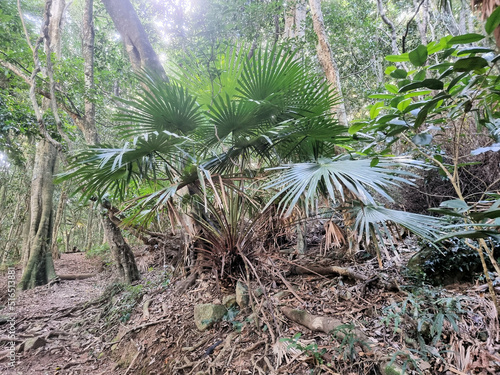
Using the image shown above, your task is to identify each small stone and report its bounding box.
[235,281,249,308]
[222,294,237,308]
[194,304,227,331]
[381,362,404,375]
[24,336,46,352]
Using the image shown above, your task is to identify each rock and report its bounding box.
[381,362,404,375]
[235,281,249,308]
[222,294,237,308]
[24,336,46,352]
[194,304,227,331]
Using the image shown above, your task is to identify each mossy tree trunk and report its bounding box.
[19,139,58,290]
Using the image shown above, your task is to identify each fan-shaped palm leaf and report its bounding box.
[115,71,204,138]
[59,131,193,201]
[265,157,425,216]
[353,204,446,246]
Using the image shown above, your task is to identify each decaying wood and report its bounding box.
[281,306,372,351]
[287,264,368,281]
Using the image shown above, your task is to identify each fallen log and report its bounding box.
[58,274,95,280]
[287,264,368,281]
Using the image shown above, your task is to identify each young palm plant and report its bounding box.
[62,45,444,280]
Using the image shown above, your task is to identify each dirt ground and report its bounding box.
[0,243,499,375]
[0,252,117,375]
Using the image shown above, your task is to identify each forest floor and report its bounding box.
[0,239,499,375]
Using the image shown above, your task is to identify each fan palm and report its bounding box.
[62,45,444,268]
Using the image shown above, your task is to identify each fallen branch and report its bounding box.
[287,264,368,281]
[280,306,372,351]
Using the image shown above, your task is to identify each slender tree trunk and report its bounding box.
[309,0,348,126]
[19,140,58,289]
[443,1,461,36]
[377,0,399,56]
[85,201,94,252]
[51,185,67,260]
[284,0,306,41]
[413,0,428,45]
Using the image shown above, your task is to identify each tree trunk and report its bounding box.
[413,0,428,45]
[85,201,94,252]
[19,0,65,289]
[284,0,306,41]
[19,140,58,290]
[376,0,400,56]
[51,186,67,260]
[83,0,97,144]
[84,0,139,282]
[103,215,139,283]
[101,0,166,78]
[309,0,348,127]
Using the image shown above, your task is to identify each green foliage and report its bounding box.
[86,243,111,264]
[222,306,243,332]
[409,238,500,285]
[382,288,465,363]
[118,284,144,323]
[353,35,500,157]
[331,323,369,362]
[281,333,326,366]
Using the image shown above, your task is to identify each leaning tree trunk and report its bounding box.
[103,215,139,283]
[83,0,139,282]
[101,0,166,78]
[19,140,58,290]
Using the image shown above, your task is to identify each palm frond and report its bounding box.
[59,132,193,201]
[115,71,204,138]
[353,205,446,246]
[265,157,425,216]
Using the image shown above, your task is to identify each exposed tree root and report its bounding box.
[280,306,372,351]
[58,273,95,280]
[287,264,368,281]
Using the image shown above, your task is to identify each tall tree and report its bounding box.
[19,0,67,289]
[309,0,348,126]
[101,0,166,78]
[83,0,139,283]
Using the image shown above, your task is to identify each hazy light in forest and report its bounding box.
[0,152,10,170]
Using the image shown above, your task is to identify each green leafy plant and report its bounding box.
[281,333,326,366]
[382,288,465,366]
[352,21,500,314]
[331,323,369,362]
